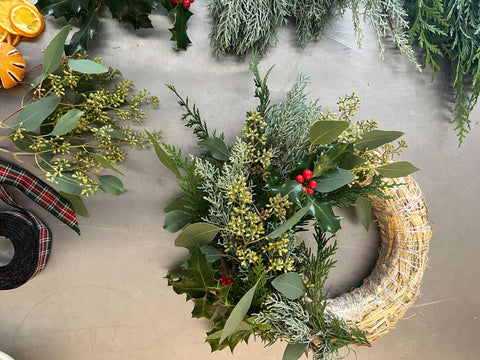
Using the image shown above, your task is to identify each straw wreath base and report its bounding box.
[325,176,432,343]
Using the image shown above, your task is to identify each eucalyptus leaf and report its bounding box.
[146,131,181,177]
[200,245,223,262]
[197,136,230,161]
[98,174,124,195]
[220,280,259,343]
[354,130,404,151]
[90,153,125,176]
[283,342,308,360]
[268,203,311,239]
[54,172,102,195]
[355,198,372,231]
[13,94,60,131]
[68,59,108,74]
[59,192,89,218]
[376,162,420,178]
[164,210,190,233]
[43,25,71,77]
[310,120,349,145]
[175,223,222,248]
[49,109,83,136]
[315,169,355,192]
[271,272,306,300]
[164,194,190,213]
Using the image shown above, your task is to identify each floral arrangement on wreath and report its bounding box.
[153,57,419,360]
[1,26,161,216]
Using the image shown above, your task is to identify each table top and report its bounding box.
[0,3,479,360]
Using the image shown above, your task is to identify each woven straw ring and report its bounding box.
[325,176,432,343]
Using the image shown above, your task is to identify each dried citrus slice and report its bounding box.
[0,28,8,42]
[0,0,30,36]
[0,42,25,89]
[9,3,44,38]
[11,34,22,46]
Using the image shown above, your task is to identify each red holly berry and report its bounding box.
[224,277,233,285]
[302,186,307,192]
[295,174,304,183]
[306,188,314,194]
[308,180,317,189]
[171,0,181,3]
[182,0,191,9]
[303,169,313,180]
[190,0,195,2]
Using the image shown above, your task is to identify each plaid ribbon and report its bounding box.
[0,160,80,234]
[0,160,80,289]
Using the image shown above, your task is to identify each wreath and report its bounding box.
[153,58,431,359]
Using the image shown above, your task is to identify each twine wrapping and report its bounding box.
[326,176,432,343]
[0,160,79,290]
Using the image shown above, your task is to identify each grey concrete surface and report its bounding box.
[0,3,479,360]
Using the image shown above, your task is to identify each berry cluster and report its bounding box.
[218,275,233,286]
[171,0,194,9]
[295,169,317,194]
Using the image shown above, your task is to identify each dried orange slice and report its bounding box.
[11,34,22,46]
[0,28,8,42]
[9,3,44,38]
[0,42,25,89]
[0,0,29,36]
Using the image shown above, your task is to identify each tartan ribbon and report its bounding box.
[0,160,80,290]
[0,160,80,234]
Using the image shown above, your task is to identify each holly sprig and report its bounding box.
[36,0,194,55]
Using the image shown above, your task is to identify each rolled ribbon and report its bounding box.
[0,160,79,290]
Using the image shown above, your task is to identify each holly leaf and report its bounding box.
[64,7,100,55]
[36,0,93,21]
[104,0,158,29]
[269,180,304,207]
[206,315,253,352]
[168,4,192,50]
[313,143,353,177]
[192,292,218,319]
[167,247,217,300]
[307,199,342,234]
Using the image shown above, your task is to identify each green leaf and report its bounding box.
[169,5,193,50]
[64,8,99,55]
[164,210,190,233]
[200,245,223,262]
[167,247,217,300]
[315,169,356,192]
[49,109,84,136]
[268,203,311,239]
[310,120,349,145]
[313,142,353,177]
[90,153,125,176]
[54,172,102,196]
[146,131,181,178]
[175,223,222,248]
[59,192,89,217]
[354,130,404,151]
[283,342,308,360]
[376,162,420,178]
[192,293,217,319]
[42,25,71,77]
[340,153,367,170]
[11,132,54,161]
[271,272,306,300]
[308,200,341,234]
[97,174,124,195]
[355,198,372,231]
[104,0,158,29]
[197,137,230,161]
[269,180,304,207]
[220,280,259,343]
[36,0,91,21]
[14,94,61,131]
[68,59,108,74]
[164,194,190,213]
[89,124,126,139]
[206,321,252,340]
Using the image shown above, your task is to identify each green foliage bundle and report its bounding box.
[154,57,419,359]
[0,26,160,216]
[36,0,194,54]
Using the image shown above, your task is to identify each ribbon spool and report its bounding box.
[0,350,14,360]
[0,160,79,290]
